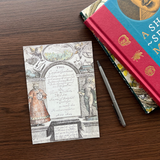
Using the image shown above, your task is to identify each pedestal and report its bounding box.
[31,126,51,144]
[80,119,100,138]
[47,119,81,142]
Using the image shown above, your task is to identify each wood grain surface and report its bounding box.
[0,0,160,159]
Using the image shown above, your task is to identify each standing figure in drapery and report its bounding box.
[28,83,50,126]
[80,77,97,117]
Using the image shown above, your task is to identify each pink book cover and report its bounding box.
[84,0,160,106]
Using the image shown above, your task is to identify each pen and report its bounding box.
[97,61,126,127]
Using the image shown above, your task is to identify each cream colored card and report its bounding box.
[23,41,100,144]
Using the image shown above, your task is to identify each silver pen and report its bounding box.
[97,61,126,127]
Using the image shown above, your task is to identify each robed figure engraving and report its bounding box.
[28,83,50,125]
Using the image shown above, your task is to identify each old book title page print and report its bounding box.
[23,41,100,144]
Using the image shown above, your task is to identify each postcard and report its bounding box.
[23,41,100,144]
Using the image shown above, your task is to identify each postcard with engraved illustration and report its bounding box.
[23,41,100,144]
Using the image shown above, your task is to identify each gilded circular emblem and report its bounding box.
[145,66,155,76]
[118,35,131,46]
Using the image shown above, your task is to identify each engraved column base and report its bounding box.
[80,119,100,138]
[31,126,51,144]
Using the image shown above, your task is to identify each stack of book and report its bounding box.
[80,0,160,113]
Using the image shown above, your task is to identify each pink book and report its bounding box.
[84,0,160,106]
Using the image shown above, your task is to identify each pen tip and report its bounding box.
[122,123,126,127]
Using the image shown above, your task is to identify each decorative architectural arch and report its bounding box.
[41,61,80,78]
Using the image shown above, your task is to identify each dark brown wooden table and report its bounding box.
[0,0,160,159]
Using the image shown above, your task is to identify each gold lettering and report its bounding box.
[153,43,160,54]
[142,32,149,39]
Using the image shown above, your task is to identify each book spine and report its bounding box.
[84,6,160,106]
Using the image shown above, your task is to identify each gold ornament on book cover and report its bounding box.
[132,50,144,62]
[145,66,155,76]
[118,35,131,46]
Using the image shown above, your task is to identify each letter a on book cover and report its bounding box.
[23,41,100,144]
[84,0,160,106]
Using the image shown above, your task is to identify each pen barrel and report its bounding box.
[99,66,116,101]
[112,100,126,127]
[98,65,126,127]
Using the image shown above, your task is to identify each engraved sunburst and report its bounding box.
[132,50,144,62]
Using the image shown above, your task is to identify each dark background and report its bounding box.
[0,0,160,159]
